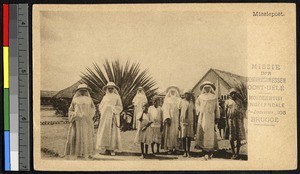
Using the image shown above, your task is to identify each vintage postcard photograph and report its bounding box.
[33,4,296,171]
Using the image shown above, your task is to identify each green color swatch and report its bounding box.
[4,88,10,130]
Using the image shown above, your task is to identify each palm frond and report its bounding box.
[233,77,248,110]
[81,58,158,129]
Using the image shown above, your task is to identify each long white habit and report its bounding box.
[162,87,181,150]
[96,88,123,151]
[195,85,220,151]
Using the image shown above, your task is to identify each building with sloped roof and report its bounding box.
[192,68,247,99]
[53,81,81,99]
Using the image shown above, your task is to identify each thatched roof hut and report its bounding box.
[53,81,81,99]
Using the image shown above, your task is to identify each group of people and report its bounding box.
[133,85,196,159]
[64,80,247,161]
[64,82,122,158]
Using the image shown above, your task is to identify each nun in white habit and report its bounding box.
[162,86,181,154]
[132,87,148,129]
[195,81,220,160]
[64,84,95,159]
[96,82,123,156]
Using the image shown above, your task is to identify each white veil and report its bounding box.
[199,84,217,101]
[105,87,120,96]
[200,85,215,95]
[133,89,147,105]
[162,86,181,121]
[165,87,180,98]
[73,89,91,100]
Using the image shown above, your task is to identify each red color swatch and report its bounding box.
[3,4,9,46]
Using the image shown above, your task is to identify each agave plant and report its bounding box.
[80,59,158,129]
[232,77,248,110]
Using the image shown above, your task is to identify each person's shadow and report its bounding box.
[213,149,248,160]
[100,150,247,161]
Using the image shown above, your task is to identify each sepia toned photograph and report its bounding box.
[33,4,296,171]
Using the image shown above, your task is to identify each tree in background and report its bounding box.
[81,59,158,131]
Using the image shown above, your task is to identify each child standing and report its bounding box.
[148,96,163,154]
[134,104,153,158]
[225,88,246,160]
[217,98,226,140]
[178,90,196,158]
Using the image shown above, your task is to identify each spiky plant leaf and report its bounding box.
[232,77,248,110]
[80,59,158,129]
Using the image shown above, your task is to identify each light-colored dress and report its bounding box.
[64,96,95,157]
[132,93,148,129]
[225,98,246,141]
[148,106,163,144]
[179,100,195,138]
[134,112,152,145]
[195,93,220,151]
[162,96,181,150]
[96,93,123,151]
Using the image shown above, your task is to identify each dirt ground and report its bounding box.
[40,106,247,161]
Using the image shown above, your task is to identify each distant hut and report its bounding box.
[192,68,247,99]
[53,81,82,100]
[52,81,82,116]
[40,91,58,105]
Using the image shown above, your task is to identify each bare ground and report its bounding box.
[40,106,247,161]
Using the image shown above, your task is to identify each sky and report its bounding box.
[40,9,247,93]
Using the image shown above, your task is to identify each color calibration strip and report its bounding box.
[3,4,30,171]
[3,4,11,171]
[10,4,19,171]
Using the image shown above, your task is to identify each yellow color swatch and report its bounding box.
[3,47,9,88]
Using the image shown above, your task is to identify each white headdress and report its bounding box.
[73,84,91,98]
[199,82,217,101]
[103,82,120,95]
[133,87,147,105]
[165,86,180,98]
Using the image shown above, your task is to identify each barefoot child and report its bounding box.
[225,88,246,160]
[134,104,153,158]
[148,96,163,154]
[178,90,196,158]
